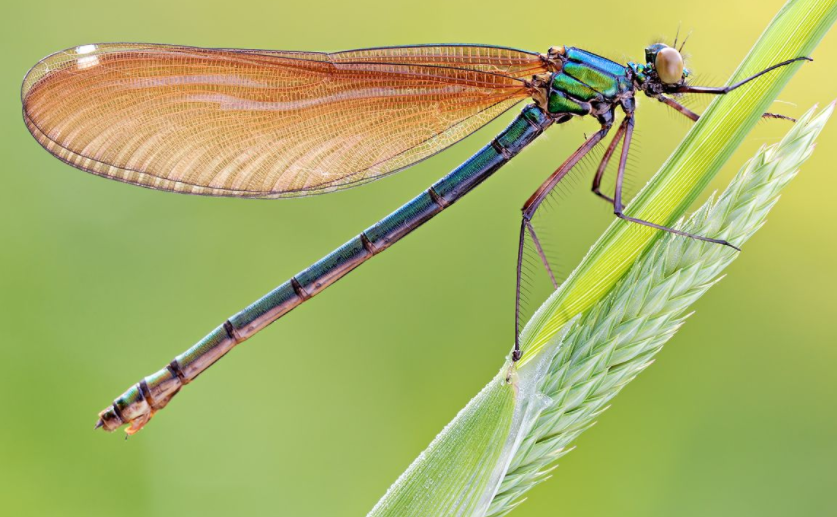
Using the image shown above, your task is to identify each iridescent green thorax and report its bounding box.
[539,43,693,123]
[628,62,649,85]
[544,47,634,125]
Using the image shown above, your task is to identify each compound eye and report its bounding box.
[655,47,684,84]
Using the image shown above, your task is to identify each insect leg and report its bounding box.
[592,117,629,203]
[657,95,795,122]
[657,95,699,121]
[514,218,526,362]
[513,125,611,361]
[610,114,741,250]
[525,220,559,289]
[673,57,811,95]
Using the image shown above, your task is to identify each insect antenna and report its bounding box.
[679,30,693,53]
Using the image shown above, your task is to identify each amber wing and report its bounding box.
[22,43,546,197]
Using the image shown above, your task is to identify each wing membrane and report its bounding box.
[22,43,546,197]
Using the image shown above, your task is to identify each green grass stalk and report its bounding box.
[488,103,833,516]
[518,0,837,365]
[368,1,836,514]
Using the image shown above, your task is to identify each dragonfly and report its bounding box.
[21,40,808,435]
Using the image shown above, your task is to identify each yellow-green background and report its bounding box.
[1,0,834,515]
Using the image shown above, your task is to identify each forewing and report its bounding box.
[22,43,545,197]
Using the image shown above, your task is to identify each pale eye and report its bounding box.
[655,47,684,84]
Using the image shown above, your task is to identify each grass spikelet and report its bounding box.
[486,103,833,517]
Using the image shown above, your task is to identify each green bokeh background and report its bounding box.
[1,1,835,515]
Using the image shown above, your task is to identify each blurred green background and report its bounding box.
[1,0,835,515]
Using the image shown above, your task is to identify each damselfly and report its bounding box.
[21,40,808,434]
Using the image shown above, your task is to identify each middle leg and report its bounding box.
[657,94,796,122]
[592,117,629,203]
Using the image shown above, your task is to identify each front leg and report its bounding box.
[656,56,811,122]
[672,57,811,95]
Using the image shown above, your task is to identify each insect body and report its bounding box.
[21,42,807,433]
